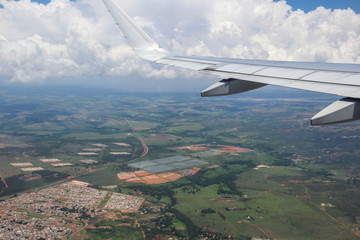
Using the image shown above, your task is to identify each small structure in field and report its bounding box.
[21,167,44,172]
[52,163,73,167]
[11,163,33,167]
[79,159,98,164]
[40,159,61,163]
[113,143,131,147]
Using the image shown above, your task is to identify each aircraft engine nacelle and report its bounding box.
[201,78,267,97]
[311,98,360,125]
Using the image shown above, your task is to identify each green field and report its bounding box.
[87,226,143,240]
[174,168,358,240]
[75,166,120,187]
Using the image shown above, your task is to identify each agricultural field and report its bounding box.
[1,86,360,239]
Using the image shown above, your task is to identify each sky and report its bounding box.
[19,0,360,13]
[0,0,359,92]
[275,0,360,13]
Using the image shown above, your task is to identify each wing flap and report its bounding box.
[223,65,267,74]
[215,64,256,72]
[157,59,214,70]
[202,70,360,98]
[161,56,360,98]
[302,72,357,82]
[204,61,360,87]
[255,68,315,79]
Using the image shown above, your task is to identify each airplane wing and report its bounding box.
[101,0,360,125]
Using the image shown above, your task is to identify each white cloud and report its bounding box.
[0,0,359,83]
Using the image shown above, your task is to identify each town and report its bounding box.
[0,181,144,239]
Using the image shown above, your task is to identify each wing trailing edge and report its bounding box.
[101,0,360,125]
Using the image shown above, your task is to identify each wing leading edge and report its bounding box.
[101,0,360,125]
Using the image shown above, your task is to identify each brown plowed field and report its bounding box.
[118,168,201,185]
[117,172,137,180]
[141,175,169,184]
[126,177,143,183]
[158,172,182,181]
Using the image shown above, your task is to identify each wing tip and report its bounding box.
[102,0,169,61]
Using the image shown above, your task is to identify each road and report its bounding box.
[0,175,8,195]
[126,119,149,159]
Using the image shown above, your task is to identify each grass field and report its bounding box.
[235,170,281,192]
[174,184,251,238]
[174,167,359,240]
[162,122,205,133]
[61,132,127,140]
[173,217,187,231]
[75,167,120,187]
[242,191,357,240]
[129,120,160,130]
[87,226,143,239]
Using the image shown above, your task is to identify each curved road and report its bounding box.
[126,119,149,159]
[0,175,8,195]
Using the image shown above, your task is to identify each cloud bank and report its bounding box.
[0,0,359,83]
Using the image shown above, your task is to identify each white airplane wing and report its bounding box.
[101,0,360,125]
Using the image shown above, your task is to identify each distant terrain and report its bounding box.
[0,86,360,239]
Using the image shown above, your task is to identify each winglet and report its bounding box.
[101,0,169,61]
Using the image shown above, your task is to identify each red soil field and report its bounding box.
[134,171,152,177]
[177,146,209,151]
[190,167,201,174]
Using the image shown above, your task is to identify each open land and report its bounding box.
[0,86,360,239]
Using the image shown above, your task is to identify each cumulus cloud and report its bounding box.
[0,0,359,83]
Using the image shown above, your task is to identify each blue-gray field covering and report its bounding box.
[153,156,190,164]
[168,162,193,169]
[129,156,208,173]
[184,160,208,166]
[129,161,158,168]
[143,165,175,173]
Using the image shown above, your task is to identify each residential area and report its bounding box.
[0,181,144,239]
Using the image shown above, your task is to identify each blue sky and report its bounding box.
[275,0,360,13]
[26,0,360,13]
[1,0,359,14]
